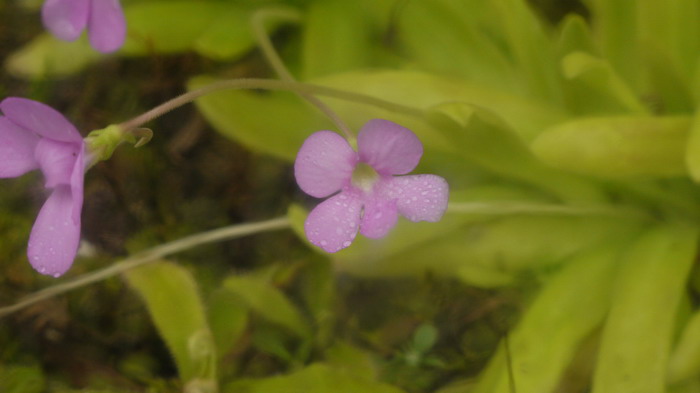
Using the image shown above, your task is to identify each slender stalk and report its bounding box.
[0,217,290,318]
[118,78,422,132]
[250,8,355,139]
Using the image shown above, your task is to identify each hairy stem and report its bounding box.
[0,217,290,318]
[118,78,421,132]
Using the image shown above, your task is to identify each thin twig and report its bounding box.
[0,217,290,318]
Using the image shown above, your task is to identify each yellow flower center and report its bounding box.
[351,162,380,192]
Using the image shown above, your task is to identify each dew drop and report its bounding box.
[320,240,328,246]
[336,227,343,235]
[52,272,61,278]
[343,241,351,247]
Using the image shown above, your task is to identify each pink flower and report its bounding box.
[42,0,126,53]
[295,119,449,253]
[0,98,86,277]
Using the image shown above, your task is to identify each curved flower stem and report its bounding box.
[0,217,290,319]
[118,78,422,132]
[250,8,354,140]
[447,202,650,221]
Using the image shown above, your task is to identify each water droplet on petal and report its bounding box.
[320,240,328,246]
[343,241,351,247]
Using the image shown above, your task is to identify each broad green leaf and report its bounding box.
[125,261,217,386]
[223,275,310,338]
[193,6,287,61]
[582,0,641,90]
[312,70,566,142]
[593,224,699,393]
[561,52,648,115]
[4,34,101,79]
[395,0,517,93]
[685,107,700,182]
[427,102,605,203]
[491,0,563,102]
[532,116,691,177]
[669,309,700,384]
[301,0,373,79]
[223,363,406,393]
[324,342,378,379]
[121,1,232,55]
[208,289,249,359]
[556,14,597,59]
[473,245,621,393]
[331,187,643,280]
[189,76,333,161]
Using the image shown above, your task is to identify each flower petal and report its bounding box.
[41,0,89,41]
[0,117,40,178]
[360,196,398,239]
[35,139,81,188]
[304,191,362,253]
[28,185,82,277]
[70,145,86,224]
[357,119,423,175]
[0,97,82,143]
[384,175,449,222]
[295,131,357,198]
[88,0,126,53]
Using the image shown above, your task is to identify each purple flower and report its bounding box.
[42,0,126,53]
[0,98,86,277]
[295,119,449,253]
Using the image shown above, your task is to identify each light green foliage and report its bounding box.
[222,275,310,339]
[4,34,101,78]
[593,225,698,393]
[125,261,218,389]
[223,363,406,393]
[0,364,45,393]
[533,116,691,177]
[473,245,621,393]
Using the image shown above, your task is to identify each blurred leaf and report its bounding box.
[332,188,642,280]
[189,76,333,161]
[4,34,102,79]
[193,6,290,61]
[412,323,439,354]
[223,275,311,338]
[0,364,45,393]
[125,261,218,386]
[491,0,563,102]
[395,0,517,93]
[299,256,334,333]
[223,363,406,393]
[208,289,249,359]
[473,244,621,393]
[561,52,648,115]
[582,0,641,90]
[669,308,700,384]
[593,224,698,393]
[325,342,378,379]
[684,107,700,182]
[556,14,597,59]
[122,1,232,55]
[301,0,373,78]
[532,116,691,177]
[427,102,605,203]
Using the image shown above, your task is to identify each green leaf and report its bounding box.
[556,14,597,58]
[473,245,621,393]
[223,275,311,338]
[223,364,406,393]
[395,0,517,93]
[684,106,700,182]
[121,1,232,55]
[4,34,102,79]
[582,0,641,90]
[208,289,249,359]
[561,52,648,115]
[669,309,700,384]
[427,102,605,203]
[301,0,373,79]
[189,76,333,161]
[592,224,699,393]
[532,116,691,177]
[125,261,218,387]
